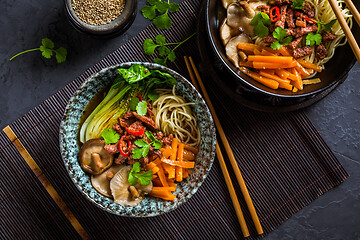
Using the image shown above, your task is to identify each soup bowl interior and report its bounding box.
[206,0,358,98]
[59,62,216,217]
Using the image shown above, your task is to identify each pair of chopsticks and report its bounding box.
[328,0,360,63]
[184,56,263,238]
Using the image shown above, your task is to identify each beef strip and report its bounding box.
[322,32,337,41]
[303,1,315,18]
[161,134,173,147]
[270,0,290,5]
[104,144,119,155]
[294,25,318,38]
[112,124,123,134]
[288,37,303,50]
[119,118,131,128]
[115,154,127,164]
[262,35,277,43]
[292,46,313,58]
[127,121,145,134]
[123,111,134,119]
[286,8,295,28]
[315,44,327,60]
[132,112,157,129]
[275,5,287,29]
[257,5,270,15]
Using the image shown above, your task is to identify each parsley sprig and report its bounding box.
[141,0,180,30]
[250,12,272,38]
[132,131,162,159]
[143,33,196,66]
[305,19,337,46]
[9,38,67,63]
[271,27,293,50]
[128,162,153,185]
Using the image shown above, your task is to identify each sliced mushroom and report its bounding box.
[226,34,252,68]
[79,139,113,175]
[227,1,266,37]
[110,165,153,207]
[91,164,124,198]
[220,18,243,45]
[221,0,237,9]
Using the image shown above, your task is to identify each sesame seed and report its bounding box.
[72,0,125,25]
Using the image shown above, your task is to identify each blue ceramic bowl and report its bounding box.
[59,62,216,217]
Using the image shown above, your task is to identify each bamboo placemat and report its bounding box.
[0,0,348,239]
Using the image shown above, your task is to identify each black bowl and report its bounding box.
[65,0,137,38]
[206,0,358,98]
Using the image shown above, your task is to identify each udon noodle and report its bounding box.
[153,86,201,147]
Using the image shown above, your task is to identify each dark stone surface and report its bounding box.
[0,0,359,239]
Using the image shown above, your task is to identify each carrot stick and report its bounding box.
[240,67,279,89]
[161,147,173,158]
[176,143,184,182]
[152,157,162,166]
[303,78,321,85]
[248,55,294,64]
[151,187,176,193]
[254,48,262,55]
[275,69,290,79]
[152,174,158,180]
[261,49,276,56]
[259,71,291,84]
[168,181,177,188]
[183,168,190,178]
[162,162,175,179]
[278,82,293,91]
[161,158,195,168]
[261,69,275,75]
[183,144,199,154]
[278,46,292,56]
[292,87,299,92]
[237,42,262,52]
[239,61,253,68]
[295,61,310,77]
[170,138,179,160]
[157,164,169,187]
[285,69,298,81]
[252,61,297,69]
[297,59,323,72]
[289,68,303,90]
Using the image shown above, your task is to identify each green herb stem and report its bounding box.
[9,48,40,61]
[172,32,196,51]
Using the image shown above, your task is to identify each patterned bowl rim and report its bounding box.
[59,62,216,217]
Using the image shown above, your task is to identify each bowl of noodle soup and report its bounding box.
[60,62,216,216]
[206,0,358,98]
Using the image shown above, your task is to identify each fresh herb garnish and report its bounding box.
[9,38,67,63]
[293,0,305,9]
[271,27,293,50]
[316,19,337,33]
[129,97,140,111]
[306,33,322,46]
[128,162,153,185]
[250,12,271,37]
[136,100,148,116]
[141,0,180,30]
[132,131,162,159]
[101,128,120,145]
[143,33,196,66]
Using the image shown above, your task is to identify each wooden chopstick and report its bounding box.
[344,0,360,27]
[184,56,264,236]
[184,57,250,238]
[328,0,360,63]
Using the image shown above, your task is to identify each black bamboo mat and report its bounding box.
[0,0,348,239]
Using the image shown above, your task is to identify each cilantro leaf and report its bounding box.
[133,170,153,185]
[306,33,322,46]
[141,5,157,20]
[167,51,176,62]
[169,3,179,13]
[9,38,67,63]
[271,41,282,50]
[54,47,67,63]
[154,58,167,66]
[145,131,156,142]
[153,13,172,29]
[129,97,140,111]
[158,46,170,57]
[148,91,160,101]
[39,45,53,59]
[143,39,158,55]
[260,12,271,26]
[147,0,159,5]
[132,148,144,160]
[254,21,269,38]
[101,128,120,145]
[145,131,162,149]
[152,140,162,150]
[136,100,148,116]
[156,1,169,13]
[273,27,287,41]
[282,36,293,46]
[135,139,149,147]
[128,162,153,186]
[293,0,305,9]
[323,19,337,32]
[155,34,166,45]
[41,38,54,49]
